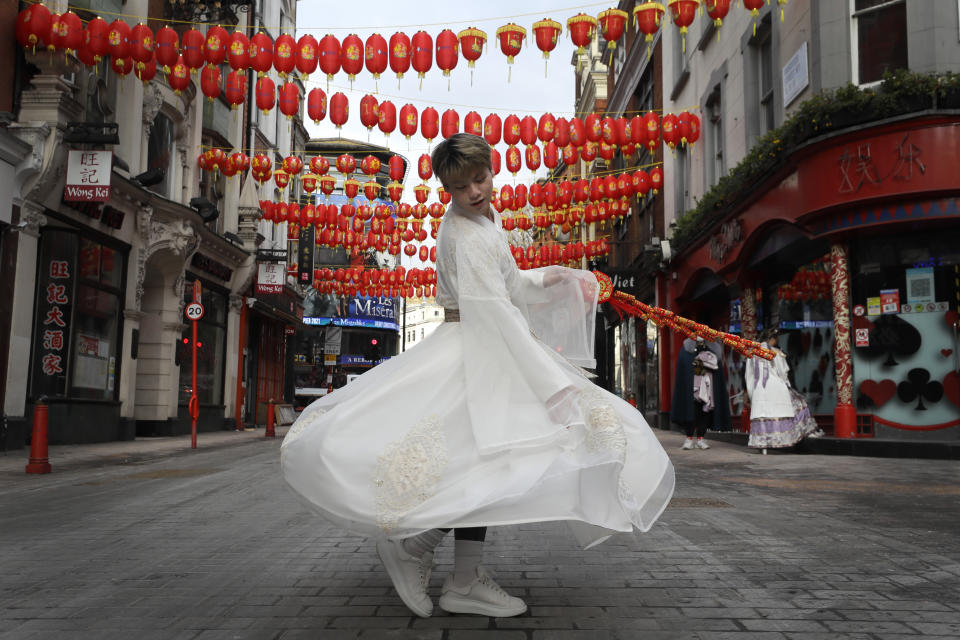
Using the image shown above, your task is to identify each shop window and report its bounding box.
[852,0,907,85]
[178,279,227,405]
[31,231,125,402]
[705,85,725,187]
[674,145,688,218]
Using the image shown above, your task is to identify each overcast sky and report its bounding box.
[295,1,610,188]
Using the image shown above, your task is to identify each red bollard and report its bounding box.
[26,400,52,474]
[265,398,276,438]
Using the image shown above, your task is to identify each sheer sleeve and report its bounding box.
[455,219,585,454]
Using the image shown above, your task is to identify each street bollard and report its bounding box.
[25,399,52,474]
[265,398,276,438]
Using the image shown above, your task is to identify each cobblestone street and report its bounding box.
[1,430,959,639]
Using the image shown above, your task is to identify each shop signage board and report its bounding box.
[855,327,870,347]
[297,225,315,285]
[866,297,882,315]
[64,150,113,202]
[256,263,285,294]
[905,267,935,305]
[782,42,809,108]
[880,289,900,314]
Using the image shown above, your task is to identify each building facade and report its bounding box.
[3,0,305,446]
[659,0,960,440]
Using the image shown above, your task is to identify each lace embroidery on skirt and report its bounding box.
[374,414,448,532]
[284,408,328,444]
[578,391,627,456]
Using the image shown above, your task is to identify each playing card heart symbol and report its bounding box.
[859,379,897,408]
[944,371,960,409]
[947,309,959,330]
[942,349,954,358]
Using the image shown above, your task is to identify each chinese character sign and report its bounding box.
[64,150,113,202]
[32,232,76,398]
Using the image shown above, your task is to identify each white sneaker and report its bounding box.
[681,438,694,450]
[376,538,434,617]
[695,439,710,450]
[439,566,527,617]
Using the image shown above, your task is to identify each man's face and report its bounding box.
[445,166,494,216]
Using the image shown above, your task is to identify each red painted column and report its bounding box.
[830,242,856,438]
[25,400,51,474]
[235,298,248,431]
[265,398,276,438]
[740,286,757,433]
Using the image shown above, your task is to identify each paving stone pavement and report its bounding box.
[0,428,958,639]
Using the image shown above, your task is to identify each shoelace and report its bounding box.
[476,573,512,601]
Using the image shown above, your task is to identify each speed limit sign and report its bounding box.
[185,302,205,321]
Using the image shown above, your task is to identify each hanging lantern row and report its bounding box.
[778,261,831,302]
[15,3,786,87]
[509,239,610,271]
[491,168,665,215]
[307,266,438,299]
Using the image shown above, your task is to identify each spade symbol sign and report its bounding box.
[897,368,944,410]
[862,315,921,366]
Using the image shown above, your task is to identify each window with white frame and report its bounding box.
[675,144,688,218]
[852,0,907,85]
[705,85,724,187]
[756,17,775,135]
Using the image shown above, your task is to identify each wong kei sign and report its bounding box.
[64,150,112,202]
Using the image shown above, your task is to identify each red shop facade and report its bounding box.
[660,114,960,441]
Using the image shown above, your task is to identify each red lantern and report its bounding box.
[337,154,356,176]
[504,114,521,146]
[668,0,699,52]
[566,13,597,56]
[167,56,190,93]
[311,156,330,176]
[104,20,131,61]
[53,11,83,56]
[643,111,660,152]
[661,112,680,148]
[319,175,336,197]
[365,33,388,79]
[598,8,628,49]
[581,141,598,163]
[249,32,273,76]
[435,29,458,79]
[634,2,666,54]
[543,141,559,169]
[574,179,589,203]
[532,18,561,75]
[418,154,433,181]
[203,25,228,66]
[389,155,405,181]
[340,34,363,81]
[278,82,299,119]
[505,145,522,176]
[438,187,452,205]
[318,34,341,81]
[462,111,482,136]
[519,116,537,147]
[525,145,541,171]
[441,109,459,138]
[359,94,379,131]
[283,155,303,176]
[378,100,397,136]
[484,114,502,145]
[272,33,296,76]
[600,117,616,145]
[705,0,731,28]
[135,54,157,84]
[231,152,250,174]
[458,28,486,80]
[633,170,651,197]
[399,104,418,139]
[495,23,525,81]
[274,170,290,190]
[16,3,52,52]
[255,76,275,113]
[562,144,579,166]
[111,55,133,78]
[414,184,430,204]
[84,17,110,64]
[421,107,439,142]
[569,117,586,146]
[585,113,602,142]
[330,92,349,129]
[307,88,327,124]
[180,27,203,72]
[598,142,615,165]
[361,155,381,176]
[411,31,433,81]
[296,34,318,78]
[514,184,527,209]
[389,32,411,80]
[490,148,501,175]
[225,70,246,108]
[344,178,360,201]
[225,31,248,71]
[364,180,380,201]
[649,166,663,193]
[686,112,701,146]
[388,182,405,203]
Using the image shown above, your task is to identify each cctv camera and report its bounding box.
[246,297,257,308]
[660,240,672,262]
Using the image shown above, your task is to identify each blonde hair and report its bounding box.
[430,133,492,186]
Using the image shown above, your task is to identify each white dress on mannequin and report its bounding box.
[281,203,675,548]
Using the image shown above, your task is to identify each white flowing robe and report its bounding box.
[281,203,675,548]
